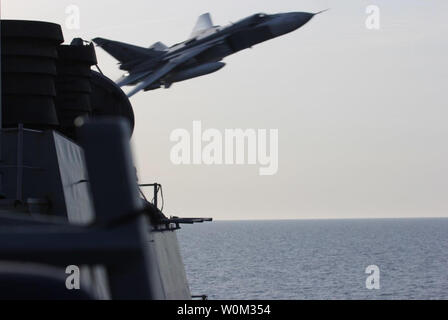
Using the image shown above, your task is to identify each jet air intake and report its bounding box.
[167,62,226,85]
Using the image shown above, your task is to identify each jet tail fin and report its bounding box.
[190,13,213,38]
[149,41,168,51]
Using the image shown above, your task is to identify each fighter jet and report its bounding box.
[93,11,324,97]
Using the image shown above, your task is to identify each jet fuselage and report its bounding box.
[93,11,319,96]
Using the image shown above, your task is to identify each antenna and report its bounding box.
[315,9,330,15]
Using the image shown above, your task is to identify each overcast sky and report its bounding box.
[2,0,448,220]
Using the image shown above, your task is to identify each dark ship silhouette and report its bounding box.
[0,20,211,300]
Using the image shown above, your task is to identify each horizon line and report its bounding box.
[209,216,448,222]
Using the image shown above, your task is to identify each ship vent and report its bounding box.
[55,39,97,139]
[1,20,135,139]
[1,20,64,127]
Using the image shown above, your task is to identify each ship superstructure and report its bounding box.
[0,19,210,300]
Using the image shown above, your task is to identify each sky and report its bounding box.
[2,0,448,220]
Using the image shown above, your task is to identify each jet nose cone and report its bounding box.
[268,12,316,37]
[289,12,315,29]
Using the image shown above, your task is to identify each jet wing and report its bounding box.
[93,38,165,72]
[126,43,215,97]
[93,37,155,64]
